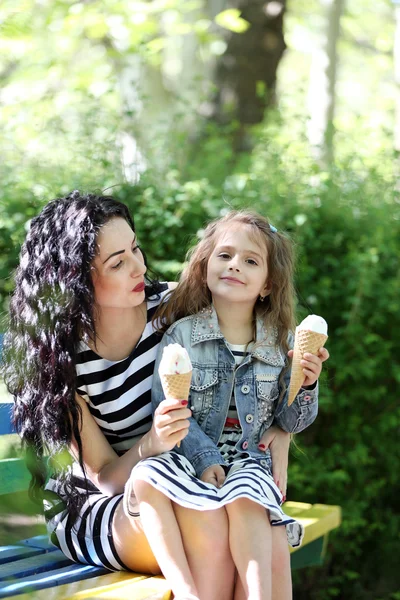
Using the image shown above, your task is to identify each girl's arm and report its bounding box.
[70,392,190,496]
[152,331,226,479]
[274,346,329,434]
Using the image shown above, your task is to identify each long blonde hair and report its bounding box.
[156,210,296,355]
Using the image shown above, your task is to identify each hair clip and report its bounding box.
[270,224,277,233]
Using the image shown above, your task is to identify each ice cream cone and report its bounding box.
[160,371,192,447]
[160,371,192,402]
[287,330,328,406]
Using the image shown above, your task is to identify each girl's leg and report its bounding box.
[172,503,235,600]
[271,525,292,600]
[233,571,246,600]
[225,498,272,600]
[130,479,199,598]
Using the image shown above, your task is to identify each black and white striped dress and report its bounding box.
[44,286,170,571]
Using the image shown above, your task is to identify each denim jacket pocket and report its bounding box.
[256,379,279,429]
[189,368,218,424]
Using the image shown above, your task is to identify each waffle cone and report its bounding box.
[160,371,192,401]
[288,330,328,406]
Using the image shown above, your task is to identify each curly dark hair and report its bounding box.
[1,190,162,517]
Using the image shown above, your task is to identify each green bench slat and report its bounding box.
[290,536,325,569]
[0,458,30,494]
[0,562,106,598]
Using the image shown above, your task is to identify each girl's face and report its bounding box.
[206,224,271,308]
[91,217,147,309]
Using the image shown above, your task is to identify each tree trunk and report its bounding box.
[212,0,286,149]
[307,0,345,166]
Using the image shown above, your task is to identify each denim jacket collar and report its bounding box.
[191,305,285,367]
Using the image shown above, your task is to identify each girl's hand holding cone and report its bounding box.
[287,346,330,388]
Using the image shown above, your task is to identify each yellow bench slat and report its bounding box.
[66,574,171,600]
[285,501,341,552]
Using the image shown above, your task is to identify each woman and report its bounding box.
[2,191,291,600]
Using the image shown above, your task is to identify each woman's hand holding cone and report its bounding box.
[148,398,191,455]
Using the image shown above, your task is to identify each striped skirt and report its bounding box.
[129,451,304,548]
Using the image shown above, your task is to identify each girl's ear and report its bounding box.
[262,280,272,297]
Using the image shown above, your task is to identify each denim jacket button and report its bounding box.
[245,414,254,423]
[260,459,268,467]
[242,440,249,450]
[241,385,250,394]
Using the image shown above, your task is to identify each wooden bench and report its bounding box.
[0,335,341,598]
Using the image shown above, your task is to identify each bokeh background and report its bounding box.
[0,1,399,598]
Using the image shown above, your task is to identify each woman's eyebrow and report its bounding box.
[103,249,125,264]
[103,236,137,264]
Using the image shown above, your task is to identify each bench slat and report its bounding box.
[0,403,14,436]
[0,549,72,581]
[69,574,172,600]
[0,458,31,495]
[0,545,46,566]
[19,535,55,551]
[7,572,150,600]
[0,562,106,598]
[285,502,341,553]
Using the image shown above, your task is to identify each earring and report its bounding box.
[259,295,265,302]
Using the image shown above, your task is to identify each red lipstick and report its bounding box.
[132,281,145,292]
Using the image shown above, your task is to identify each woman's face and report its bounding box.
[91,217,147,309]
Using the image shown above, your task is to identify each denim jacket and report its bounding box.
[152,306,319,478]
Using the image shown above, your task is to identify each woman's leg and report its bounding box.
[225,498,272,600]
[172,503,236,600]
[271,525,292,600]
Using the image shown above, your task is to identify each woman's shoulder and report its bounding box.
[146,282,171,308]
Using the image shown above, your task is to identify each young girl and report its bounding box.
[127,210,329,600]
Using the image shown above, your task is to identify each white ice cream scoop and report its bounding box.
[297,314,328,336]
[159,343,192,375]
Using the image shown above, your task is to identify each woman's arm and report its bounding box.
[70,393,190,496]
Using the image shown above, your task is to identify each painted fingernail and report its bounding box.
[258,444,266,450]
[181,400,188,405]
